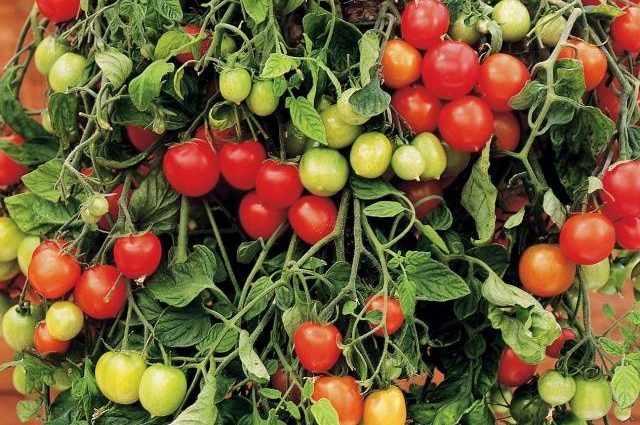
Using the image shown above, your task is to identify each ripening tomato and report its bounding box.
[45,300,84,341]
[138,364,187,417]
[246,80,281,117]
[497,346,537,387]
[288,195,338,245]
[391,145,425,181]
[255,160,303,209]
[95,351,146,405]
[126,125,160,152]
[350,132,394,179]
[362,386,406,425]
[312,376,363,425]
[611,7,640,53]
[163,139,220,197]
[48,53,86,93]
[391,85,441,134]
[114,232,162,279]
[401,0,449,49]
[34,36,68,76]
[321,105,364,149]
[421,41,479,100]
[36,0,80,22]
[365,296,405,337]
[219,140,266,190]
[546,327,577,358]
[0,217,25,262]
[219,68,252,104]
[538,370,576,406]
[381,39,422,89]
[239,191,287,240]
[74,265,128,320]
[398,179,442,221]
[0,133,28,186]
[294,321,342,372]
[477,53,530,111]
[519,243,576,297]
[34,321,70,355]
[614,216,640,249]
[493,111,521,151]
[176,25,212,63]
[559,213,615,265]
[558,40,607,91]
[299,148,349,197]
[602,160,640,218]
[12,365,30,396]
[28,240,81,299]
[438,96,494,152]
[336,88,369,126]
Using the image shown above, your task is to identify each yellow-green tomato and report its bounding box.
[138,364,187,417]
[442,142,471,178]
[0,217,26,262]
[0,260,19,281]
[569,375,613,421]
[12,364,30,395]
[580,258,610,291]
[219,34,237,57]
[450,15,481,45]
[52,367,73,391]
[336,88,369,125]
[492,0,531,42]
[34,36,69,76]
[95,351,147,405]
[246,80,280,117]
[362,386,407,425]
[0,293,11,337]
[299,148,349,196]
[535,13,567,47]
[45,301,84,341]
[17,235,40,276]
[219,68,252,105]
[2,304,42,352]
[321,105,363,149]
[537,370,576,406]
[411,133,447,180]
[350,132,393,179]
[391,145,425,181]
[48,53,87,93]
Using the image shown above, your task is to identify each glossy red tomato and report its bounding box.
[34,321,70,355]
[74,265,128,319]
[288,196,338,245]
[438,96,494,152]
[614,216,640,249]
[238,191,287,240]
[312,376,363,425]
[28,240,81,299]
[391,85,441,134]
[558,40,607,91]
[497,346,538,387]
[519,244,576,297]
[602,160,640,218]
[546,327,577,358]
[0,133,28,186]
[477,53,530,111]
[596,82,621,122]
[163,139,220,197]
[36,0,80,22]
[611,7,640,53]
[401,0,449,50]
[113,232,162,279]
[559,213,615,265]
[176,25,212,63]
[255,160,303,209]
[421,41,479,100]
[365,296,405,337]
[194,125,237,151]
[126,126,159,152]
[293,321,342,372]
[98,184,126,231]
[398,180,442,221]
[493,111,521,151]
[219,140,266,190]
[381,39,422,89]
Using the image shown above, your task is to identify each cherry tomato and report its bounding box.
[381,39,422,89]
[546,327,577,358]
[3,304,42,352]
[365,296,405,337]
[602,160,640,218]
[28,240,81,299]
[497,346,537,387]
[362,386,406,425]
[570,375,613,420]
[219,140,266,190]
[510,381,550,424]
[477,53,530,111]
[74,265,128,320]
[12,365,31,395]
[442,143,471,179]
[611,7,640,53]
[489,386,513,421]
[45,300,84,341]
[271,367,302,403]
[126,125,160,152]
[114,231,162,279]
[98,184,127,231]
[195,125,237,151]
[391,145,425,181]
[139,364,187,417]
[239,191,287,240]
[219,68,252,104]
[391,85,441,134]
[18,235,41,276]
[175,25,212,63]
[411,133,447,180]
[492,0,531,42]
[438,96,494,152]
[0,260,19,282]
[493,111,521,151]
[288,195,338,245]
[284,120,313,157]
[48,53,86,93]
[519,243,576,297]
[34,321,70,355]
[312,376,363,425]
[560,213,615,265]
[536,13,567,47]
[401,0,449,49]
[558,40,607,91]
[596,81,621,122]
[0,133,28,186]
[537,370,576,406]
[246,80,280,117]
[321,104,364,149]
[449,14,480,45]
[350,132,393,179]
[34,36,68,76]
[36,0,80,22]
[299,148,349,197]
[294,321,342,372]
[614,216,640,249]
[163,139,220,197]
[398,180,442,221]
[95,351,146,404]
[421,41,479,100]
[336,88,368,126]
[0,217,26,262]
[255,160,303,209]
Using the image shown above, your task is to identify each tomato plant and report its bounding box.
[350,132,393,179]
[537,370,576,406]
[365,296,405,337]
[312,376,363,425]
[510,381,550,424]
[546,327,577,358]
[391,145,425,181]
[126,125,160,152]
[0,133,28,186]
[493,111,521,151]
[36,0,80,23]
[34,321,70,355]
[601,160,640,218]
[570,375,613,420]
[34,36,69,76]
[2,304,41,352]
[176,25,212,63]
[492,0,531,42]
[219,68,252,104]
[48,53,86,93]
[611,7,640,53]
[45,300,84,341]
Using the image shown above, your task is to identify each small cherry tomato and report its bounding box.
[602,160,640,218]
[74,265,128,320]
[45,300,84,341]
[391,85,441,134]
[138,364,187,417]
[126,125,160,152]
[321,104,364,149]
[558,40,607,91]
[422,41,480,100]
[163,139,220,197]
[391,145,425,181]
[34,321,70,355]
[34,36,69,76]
[2,304,42,352]
[312,376,363,425]
[114,231,162,279]
[493,111,521,151]
[519,243,576,297]
[398,180,442,221]
[288,195,338,245]
[299,148,349,197]
[28,240,81,299]
[294,321,342,373]
[497,346,537,387]
[401,0,449,49]
[336,88,369,126]
[350,132,394,179]
[36,0,80,22]
[255,160,303,209]
[611,7,640,53]
[492,0,531,42]
[219,140,266,190]
[560,213,615,265]
[0,217,26,262]
[381,39,422,89]
[411,132,447,180]
[538,370,576,406]
[95,351,146,404]
[0,133,28,186]
[614,216,640,249]
[219,68,252,104]
[238,191,287,240]
[246,80,280,117]
[438,96,494,152]
[48,53,86,93]
[477,53,530,111]
[570,374,613,420]
[546,327,577,358]
[175,25,212,63]
[362,386,406,425]
[365,296,405,337]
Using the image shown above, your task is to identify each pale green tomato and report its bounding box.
[336,88,369,125]
[95,351,147,405]
[411,133,447,181]
[219,34,237,57]
[391,145,425,181]
[219,68,252,105]
[41,111,53,133]
[0,260,19,281]
[138,364,187,416]
[0,293,11,337]
[246,80,280,117]
[535,13,567,47]
[442,143,471,178]
[321,105,363,149]
[350,132,393,179]
[579,258,610,291]
[17,235,40,276]
[570,375,613,421]
[87,195,109,216]
[13,364,30,395]
[48,53,87,93]
[450,15,481,45]
[52,367,73,391]
[34,36,69,76]
[0,217,26,261]
[492,0,531,42]
[46,301,84,341]
[2,304,42,352]
[537,370,576,406]
[299,148,349,196]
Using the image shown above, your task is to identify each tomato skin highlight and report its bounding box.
[519,243,576,297]
[497,346,537,387]
[477,53,530,111]
[381,39,422,89]
[559,213,615,265]
[421,41,480,100]
[365,296,405,337]
[74,265,128,320]
[602,160,640,218]
[611,7,640,53]
[219,140,266,190]
[391,85,441,134]
[546,327,577,358]
[238,191,287,240]
[438,96,494,152]
[362,386,406,425]
[493,111,521,151]
[126,125,160,152]
[28,240,81,299]
[255,160,303,209]
[36,0,80,22]
[312,376,363,425]
[34,321,70,355]
[293,321,342,373]
[114,231,163,279]
[558,40,607,91]
[288,195,338,245]
[400,0,449,50]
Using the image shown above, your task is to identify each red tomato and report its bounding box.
[391,85,441,134]
[381,39,422,89]
[312,376,363,425]
[238,191,287,240]
[614,216,640,249]
[0,134,28,186]
[219,140,266,190]
[74,265,128,320]
[493,111,521,151]
[596,82,621,122]
[98,184,127,231]
[36,0,80,22]
[365,296,405,337]
[398,180,442,221]
[176,25,212,63]
[559,213,615,265]
[497,346,538,387]
[401,0,450,50]
[546,327,577,358]
[163,139,220,197]
[611,7,640,53]
[194,125,237,151]
[558,40,607,91]
[255,160,303,209]
[602,160,640,218]
[34,322,70,355]
[271,367,301,403]
[288,195,338,245]
[438,96,494,152]
[421,41,479,100]
[293,321,342,373]
[125,126,159,152]
[113,232,162,279]
[28,240,81,299]
[519,244,576,297]
[477,53,530,111]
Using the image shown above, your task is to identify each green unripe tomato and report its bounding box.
[492,0,531,42]
[411,133,447,181]
[219,34,237,57]
[46,301,84,341]
[336,88,369,125]
[95,351,147,405]
[80,208,100,225]
[48,53,87,93]
[219,68,252,104]
[391,145,425,181]
[450,15,481,45]
[138,364,188,417]
[87,195,110,217]
[299,148,349,196]
[246,80,280,117]
[13,364,30,395]
[537,370,576,406]
[350,132,393,179]
[17,235,40,276]
[580,258,610,291]
[284,120,314,157]
[442,143,471,178]
[570,375,613,420]
[2,304,42,352]
[41,111,53,133]
[0,260,19,281]
[52,367,73,392]
[0,293,11,337]
[34,36,69,76]
[535,13,567,47]
[321,105,363,149]
[0,217,26,262]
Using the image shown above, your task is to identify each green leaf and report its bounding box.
[155,305,210,347]
[461,145,497,246]
[149,0,183,21]
[154,31,194,60]
[0,137,57,167]
[0,67,49,139]
[243,277,276,321]
[95,49,133,89]
[282,304,304,337]
[359,30,380,86]
[349,78,391,118]
[612,365,640,408]
[5,192,77,236]
[170,368,217,425]
[481,272,537,309]
[350,176,399,200]
[405,251,470,302]
[466,245,509,275]
[261,53,299,79]
[584,3,623,17]
[542,189,566,227]
[237,240,262,264]
[398,277,416,322]
[259,388,282,400]
[238,330,270,381]
[510,80,546,110]
[129,167,180,234]
[287,96,326,143]
[599,337,625,355]
[363,200,405,218]
[310,398,340,425]
[241,0,269,24]
[128,60,175,111]
[48,92,78,147]
[17,398,44,422]
[426,205,453,231]
[503,207,525,229]
[21,158,74,202]
[196,323,238,353]
[587,176,603,194]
